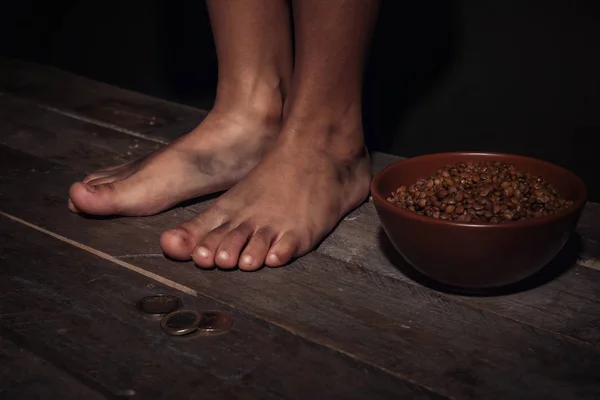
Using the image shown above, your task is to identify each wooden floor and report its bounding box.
[1,57,600,399]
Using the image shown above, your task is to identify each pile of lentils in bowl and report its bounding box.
[386,161,574,223]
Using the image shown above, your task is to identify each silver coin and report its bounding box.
[160,310,201,336]
[136,294,182,318]
[197,310,233,335]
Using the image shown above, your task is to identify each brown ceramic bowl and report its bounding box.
[371,152,587,290]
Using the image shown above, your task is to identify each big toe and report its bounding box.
[160,210,224,261]
[67,198,80,213]
[160,228,198,261]
[69,181,130,216]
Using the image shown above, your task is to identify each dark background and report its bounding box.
[1,0,598,200]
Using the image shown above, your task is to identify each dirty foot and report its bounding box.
[160,121,371,270]
[68,105,281,216]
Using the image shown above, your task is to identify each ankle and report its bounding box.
[280,101,365,156]
[212,75,287,125]
[279,124,366,164]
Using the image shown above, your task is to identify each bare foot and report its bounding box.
[68,105,281,216]
[160,121,371,270]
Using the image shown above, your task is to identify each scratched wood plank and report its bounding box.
[0,336,106,400]
[0,93,161,172]
[2,92,600,351]
[2,147,600,399]
[0,218,434,400]
[3,56,597,388]
[0,57,206,144]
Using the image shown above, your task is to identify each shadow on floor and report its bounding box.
[378,227,582,297]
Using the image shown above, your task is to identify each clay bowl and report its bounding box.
[371,152,587,291]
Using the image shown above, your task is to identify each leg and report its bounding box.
[68,0,292,216]
[161,0,379,269]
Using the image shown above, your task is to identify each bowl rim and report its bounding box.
[370,152,588,229]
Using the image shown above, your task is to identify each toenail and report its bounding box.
[267,253,280,264]
[84,183,96,193]
[240,254,253,266]
[169,229,188,239]
[216,251,229,262]
[196,246,210,258]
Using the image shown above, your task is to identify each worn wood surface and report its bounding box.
[0,56,205,144]
[0,93,161,171]
[1,57,600,399]
[3,147,600,399]
[1,79,600,348]
[0,336,106,400]
[1,217,430,400]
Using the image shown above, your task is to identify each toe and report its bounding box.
[215,224,253,269]
[192,224,232,268]
[161,211,224,261]
[67,198,80,213]
[239,228,274,271]
[69,169,170,216]
[68,181,127,216]
[160,228,197,261]
[265,233,298,268]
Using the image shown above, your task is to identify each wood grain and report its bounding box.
[2,145,600,399]
[2,92,599,349]
[0,93,162,173]
[2,57,600,398]
[1,217,435,400]
[0,57,206,144]
[0,336,106,400]
[318,199,600,345]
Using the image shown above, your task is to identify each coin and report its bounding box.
[136,294,182,318]
[197,310,233,335]
[160,310,201,336]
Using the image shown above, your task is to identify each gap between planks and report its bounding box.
[0,211,196,296]
[0,210,446,398]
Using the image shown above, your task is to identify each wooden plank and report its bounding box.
[2,146,600,399]
[0,57,207,144]
[0,336,106,400]
[2,92,600,350]
[1,56,593,394]
[0,93,161,173]
[0,218,433,399]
